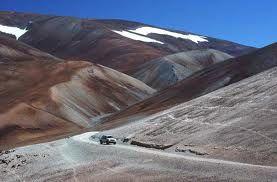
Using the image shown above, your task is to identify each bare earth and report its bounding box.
[0,132,276,182]
[103,66,277,167]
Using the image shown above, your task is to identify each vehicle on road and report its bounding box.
[99,135,117,145]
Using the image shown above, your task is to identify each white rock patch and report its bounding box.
[130,26,208,44]
[112,30,164,44]
[0,24,28,39]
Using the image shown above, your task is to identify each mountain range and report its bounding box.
[0,11,276,181]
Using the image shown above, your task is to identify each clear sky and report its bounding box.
[1,0,276,48]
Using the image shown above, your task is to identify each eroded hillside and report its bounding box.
[0,35,155,149]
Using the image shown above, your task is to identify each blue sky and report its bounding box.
[1,0,276,47]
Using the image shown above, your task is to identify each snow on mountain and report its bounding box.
[129,26,208,43]
[0,24,28,39]
[112,30,164,44]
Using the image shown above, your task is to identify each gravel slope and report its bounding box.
[100,65,277,166]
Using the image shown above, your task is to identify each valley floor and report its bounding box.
[0,132,276,182]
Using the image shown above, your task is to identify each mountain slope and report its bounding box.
[50,63,156,127]
[104,65,277,165]
[99,43,277,128]
[132,49,233,90]
[98,19,255,57]
[0,11,255,75]
[0,35,155,149]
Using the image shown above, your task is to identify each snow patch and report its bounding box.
[130,26,208,44]
[0,24,28,39]
[112,30,164,44]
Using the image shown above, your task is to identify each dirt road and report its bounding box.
[1,132,276,181]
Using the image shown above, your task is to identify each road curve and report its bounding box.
[72,132,277,170]
[1,131,276,181]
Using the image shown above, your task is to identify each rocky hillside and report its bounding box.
[106,65,277,166]
[0,35,155,149]
[132,49,233,90]
[0,11,255,75]
[101,43,277,128]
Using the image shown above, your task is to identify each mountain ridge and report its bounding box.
[99,42,277,129]
[0,11,256,76]
[0,35,155,149]
[132,49,233,90]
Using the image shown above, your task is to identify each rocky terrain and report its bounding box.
[0,132,276,182]
[102,43,277,126]
[0,11,255,76]
[103,65,277,166]
[0,35,155,149]
[0,11,276,182]
[132,49,233,90]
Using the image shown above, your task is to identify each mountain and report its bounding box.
[0,10,276,181]
[0,11,273,149]
[99,43,277,129]
[0,35,155,149]
[97,19,255,57]
[0,11,255,75]
[104,65,277,166]
[132,49,233,90]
